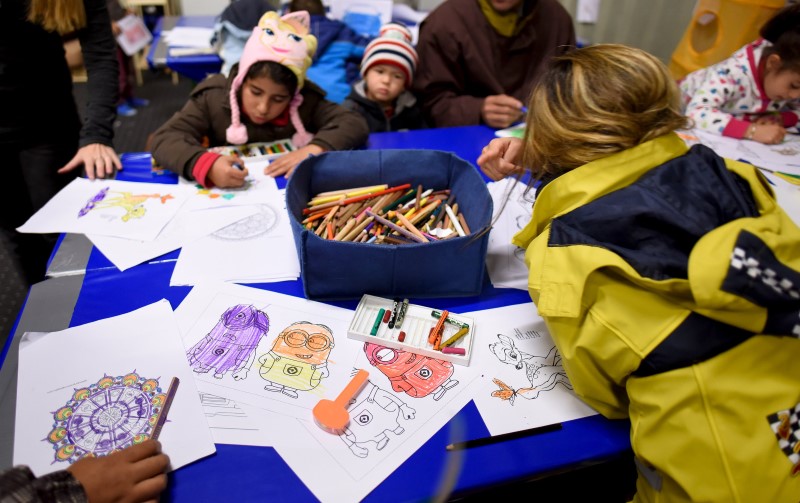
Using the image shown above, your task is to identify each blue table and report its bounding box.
[147,15,222,82]
[1,126,632,500]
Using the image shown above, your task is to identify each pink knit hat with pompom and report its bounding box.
[226,10,318,147]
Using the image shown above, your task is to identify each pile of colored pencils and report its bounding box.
[300,183,472,244]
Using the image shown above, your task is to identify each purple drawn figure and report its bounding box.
[78,187,109,217]
[340,379,416,458]
[187,304,269,380]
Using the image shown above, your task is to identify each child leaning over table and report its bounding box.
[679,2,800,145]
[477,44,800,502]
[150,10,369,188]
[342,23,427,132]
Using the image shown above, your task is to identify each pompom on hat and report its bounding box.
[226,10,318,146]
[360,23,418,87]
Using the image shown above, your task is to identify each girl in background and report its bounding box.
[151,10,369,187]
[479,44,800,502]
[680,2,800,144]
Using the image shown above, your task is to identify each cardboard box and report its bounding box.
[286,150,492,300]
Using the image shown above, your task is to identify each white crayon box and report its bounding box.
[347,294,476,366]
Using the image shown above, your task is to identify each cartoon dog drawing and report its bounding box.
[489,334,572,404]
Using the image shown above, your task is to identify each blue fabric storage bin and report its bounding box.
[286,149,493,300]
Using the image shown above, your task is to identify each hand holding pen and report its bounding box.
[208,155,249,188]
[481,94,526,129]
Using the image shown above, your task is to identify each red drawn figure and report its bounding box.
[364,342,458,401]
[187,304,269,380]
[258,322,334,398]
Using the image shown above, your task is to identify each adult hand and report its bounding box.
[481,94,525,129]
[265,144,324,178]
[207,155,248,188]
[751,123,786,144]
[477,137,525,181]
[66,439,170,503]
[58,143,121,180]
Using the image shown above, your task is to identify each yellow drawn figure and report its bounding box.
[258,322,334,399]
[92,191,174,222]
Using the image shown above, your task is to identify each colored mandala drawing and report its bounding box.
[46,372,165,464]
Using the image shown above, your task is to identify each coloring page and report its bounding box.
[485,177,534,290]
[179,160,282,211]
[466,303,597,436]
[17,178,191,241]
[88,205,258,271]
[175,283,359,419]
[14,300,215,475]
[170,189,300,285]
[273,344,480,503]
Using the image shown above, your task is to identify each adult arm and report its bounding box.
[59,0,121,179]
[0,466,85,502]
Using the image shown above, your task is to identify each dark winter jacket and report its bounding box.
[343,80,427,132]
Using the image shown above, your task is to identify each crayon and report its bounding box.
[303,184,412,214]
[441,347,466,356]
[382,309,392,323]
[366,211,427,244]
[441,326,469,347]
[394,299,409,328]
[432,310,468,328]
[370,309,385,336]
[446,204,466,237]
[387,299,400,328]
[398,331,406,342]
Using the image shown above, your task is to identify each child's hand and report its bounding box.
[59,143,122,180]
[477,138,525,181]
[754,114,781,126]
[66,439,169,503]
[265,144,324,178]
[481,94,525,129]
[752,123,786,144]
[208,155,248,188]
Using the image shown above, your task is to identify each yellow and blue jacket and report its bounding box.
[514,133,800,502]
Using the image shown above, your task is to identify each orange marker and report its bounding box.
[312,369,369,434]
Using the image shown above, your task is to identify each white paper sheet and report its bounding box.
[164,26,215,48]
[485,177,534,290]
[199,391,276,446]
[170,189,300,285]
[175,283,360,420]
[272,348,480,503]
[179,161,281,211]
[465,303,597,436]
[88,206,258,271]
[13,301,216,475]
[17,178,190,241]
[115,14,152,56]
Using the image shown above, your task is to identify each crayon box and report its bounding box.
[286,150,493,300]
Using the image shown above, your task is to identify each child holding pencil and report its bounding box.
[151,10,369,188]
[679,2,800,144]
[478,44,800,502]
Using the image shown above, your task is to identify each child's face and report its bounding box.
[241,75,292,125]
[364,64,406,107]
[763,55,800,102]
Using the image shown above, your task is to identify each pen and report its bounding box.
[151,377,179,441]
[445,423,562,451]
[520,106,528,114]
[232,162,244,171]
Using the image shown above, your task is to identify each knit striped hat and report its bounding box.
[360,23,418,86]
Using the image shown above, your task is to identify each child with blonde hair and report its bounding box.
[680,2,800,144]
[151,10,369,187]
[479,44,800,502]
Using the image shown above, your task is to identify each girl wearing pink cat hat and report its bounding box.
[151,10,369,187]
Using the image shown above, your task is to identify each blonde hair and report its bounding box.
[521,44,689,178]
[28,0,87,34]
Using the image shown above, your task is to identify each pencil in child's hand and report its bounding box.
[150,377,179,441]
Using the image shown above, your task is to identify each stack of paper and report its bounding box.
[17,160,301,284]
